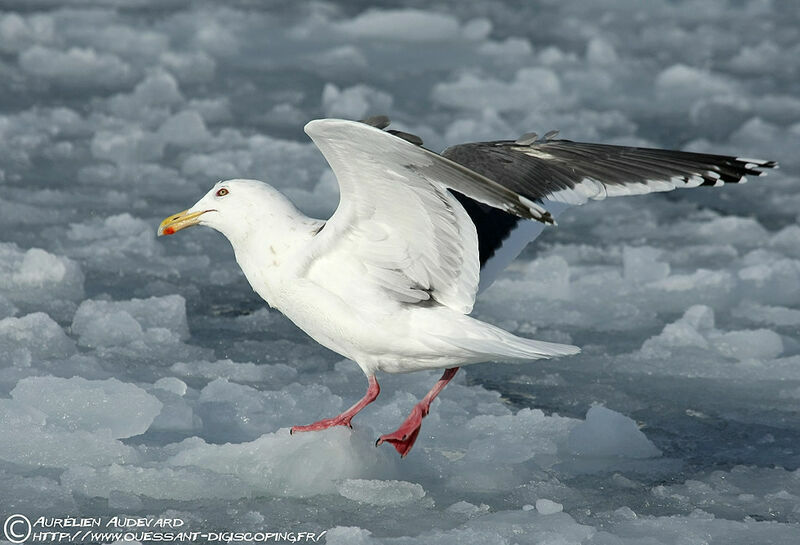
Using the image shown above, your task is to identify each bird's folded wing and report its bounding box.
[443,139,777,206]
[301,118,498,314]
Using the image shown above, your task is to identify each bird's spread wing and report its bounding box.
[301,118,512,314]
[299,118,777,308]
[443,136,777,292]
[443,138,777,206]
[307,119,557,224]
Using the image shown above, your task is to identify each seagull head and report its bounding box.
[157,179,301,245]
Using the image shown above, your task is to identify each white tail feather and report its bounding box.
[439,332,580,362]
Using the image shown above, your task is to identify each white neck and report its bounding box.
[229,214,322,307]
[196,180,323,308]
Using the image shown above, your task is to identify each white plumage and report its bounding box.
[158,118,775,457]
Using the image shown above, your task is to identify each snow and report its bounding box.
[566,406,662,459]
[0,244,84,320]
[0,313,76,367]
[0,396,137,469]
[535,498,564,515]
[334,9,463,42]
[72,295,190,345]
[623,246,670,283]
[432,67,564,112]
[107,71,184,117]
[337,479,427,506]
[655,64,736,109]
[322,83,394,120]
[153,376,188,396]
[157,110,211,147]
[0,1,798,543]
[11,376,162,438]
[586,37,618,66]
[19,46,134,89]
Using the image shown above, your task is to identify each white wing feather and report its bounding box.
[300,119,483,314]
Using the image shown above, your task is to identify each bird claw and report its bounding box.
[376,407,425,457]
[291,376,380,436]
[374,434,406,447]
[290,416,352,434]
[376,426,421,458]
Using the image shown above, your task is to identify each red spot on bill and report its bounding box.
[164,226,175,235]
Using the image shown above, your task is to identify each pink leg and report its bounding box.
[376,367,458,457]
[291,375,380,434]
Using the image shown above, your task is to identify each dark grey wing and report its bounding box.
[353,118,778,291]
[450,193,522,266]
[442,139,777,206]
[451,193,570,292]
[357,117,547,276]
[442,137,776,291]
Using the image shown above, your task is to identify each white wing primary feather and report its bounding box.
[300,119,482,314]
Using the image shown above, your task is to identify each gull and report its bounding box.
[158,117,775,457]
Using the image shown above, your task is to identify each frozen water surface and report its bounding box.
[0,1,799,543]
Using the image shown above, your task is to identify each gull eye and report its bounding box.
[216,188,229,197]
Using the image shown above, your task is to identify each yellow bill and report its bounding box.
[157,209,208,236]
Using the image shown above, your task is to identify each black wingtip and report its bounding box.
[388,129,424,146]
[359,115,391,130]
[517,195,556,225]
[359,116,424,146]
[515,132,538,146]
[539,210,556,226]
[543,129,560,141]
